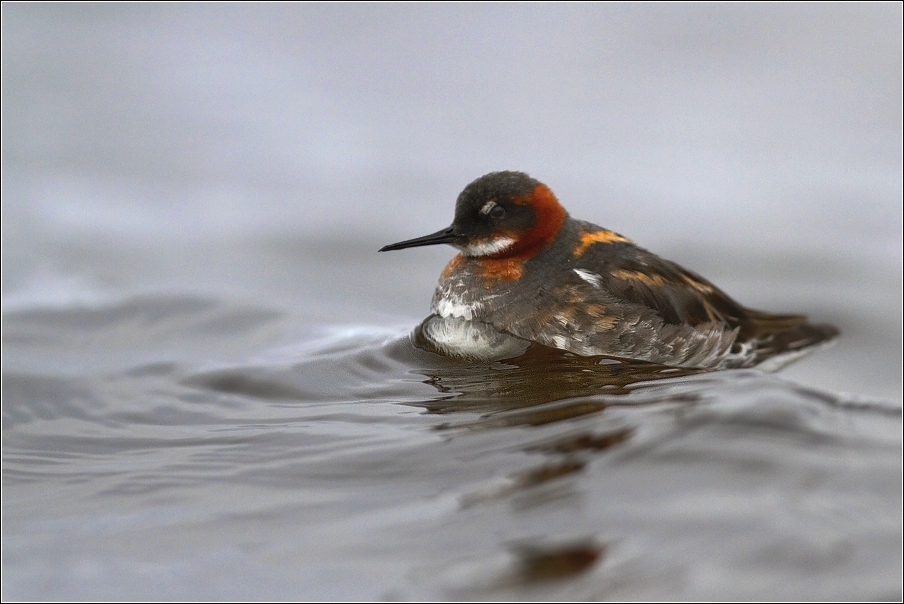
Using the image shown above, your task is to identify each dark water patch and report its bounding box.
[514,460,587,488]
[524,428,635,454]
[184,370,329,402]
[509,540,604,584]
[423,538,607,598]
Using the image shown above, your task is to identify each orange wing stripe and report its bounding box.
[610,269,669,287]
[573,230,629,257]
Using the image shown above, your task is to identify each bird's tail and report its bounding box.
[737,310,840,371]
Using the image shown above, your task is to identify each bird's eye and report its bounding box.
[489,204,506,219]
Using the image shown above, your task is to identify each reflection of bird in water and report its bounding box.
[381,171,839,370]
[412,339,701,419]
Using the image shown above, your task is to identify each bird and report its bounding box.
[379,171,839,369]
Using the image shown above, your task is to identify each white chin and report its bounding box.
[459,237,516,257]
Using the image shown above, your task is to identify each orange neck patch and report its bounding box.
[473,184,567,283]
[475,256,524,284]
[440,253,464,279]
[510,184,567,255]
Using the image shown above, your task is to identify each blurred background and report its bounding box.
[3,3,902,396]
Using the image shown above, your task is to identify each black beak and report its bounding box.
[379,226,459,252]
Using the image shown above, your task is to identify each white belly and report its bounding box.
[418,315,531,360]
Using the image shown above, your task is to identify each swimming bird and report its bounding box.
[380,171,839,369]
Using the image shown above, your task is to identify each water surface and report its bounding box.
[3,271,901,600]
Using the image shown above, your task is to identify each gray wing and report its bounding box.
[486,268,742,367]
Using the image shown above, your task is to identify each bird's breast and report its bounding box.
[417,314,530,360]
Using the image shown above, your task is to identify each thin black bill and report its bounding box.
[379,226,459,252]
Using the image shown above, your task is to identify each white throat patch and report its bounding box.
[459,237,516,257]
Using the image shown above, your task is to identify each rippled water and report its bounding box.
[3,287,901,600]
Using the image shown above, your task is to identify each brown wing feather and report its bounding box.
[570,239,839,362]
[577,242,749,328]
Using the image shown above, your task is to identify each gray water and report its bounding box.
[3,5,902,601]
